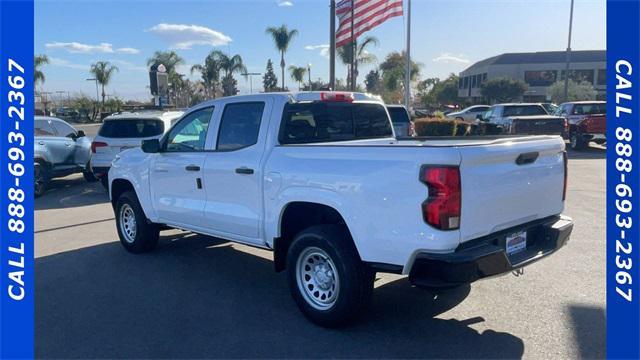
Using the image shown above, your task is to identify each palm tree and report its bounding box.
[265,24,298,91]
[288,66,307,90]
[89,61,119,107]
[34,55,50,87]
[338,36,379,89]
[191,50,223,99]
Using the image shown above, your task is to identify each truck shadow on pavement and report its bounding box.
[36,233,524,359]
[567,145,606,160]
[35,175,109,211]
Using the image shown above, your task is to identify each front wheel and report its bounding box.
[34,162,49,198]
[115,191,159,253]
[287,225,374,327]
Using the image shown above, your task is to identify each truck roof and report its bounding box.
[194,91,383,108]
[103,110,184,121]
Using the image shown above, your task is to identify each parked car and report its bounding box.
[34,116,96,197]
[90,110,184,187]
[477,103,567,136]
[108,91,572,327]
[540,102,558,115]
[446,105,490,122]
[554,101,606,150]
[386,104,414,137]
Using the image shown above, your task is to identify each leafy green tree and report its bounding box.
[364,70,382,94]
[222,73,239,97]
[34,55,50,87]
[548,79,597,103]
[379,51,421,103]
[191,50,223,99]
[422,74,459,106]
[338,36,379,89]
[263,59,279,92]
[265,24,298,91]
[89,61,119,107]
[288,66,307,90]
[481,78,528,103]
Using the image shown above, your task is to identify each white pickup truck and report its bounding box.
[108,91,573,327]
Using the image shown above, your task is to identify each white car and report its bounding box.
[90,110,183,186]
[446,105,490,122]
[108,92,573,327]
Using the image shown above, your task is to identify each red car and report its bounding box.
[555,101,606,150]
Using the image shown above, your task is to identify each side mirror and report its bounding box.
[141,139,160,153]
[76,130,86,138]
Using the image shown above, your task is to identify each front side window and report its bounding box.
[217,102,265,151]
[35,119,56,137]
[165,107,214,152]
[51,120,77,137]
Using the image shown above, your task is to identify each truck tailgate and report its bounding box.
[458,136,565,242]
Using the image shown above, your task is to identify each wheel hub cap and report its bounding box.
[119,204,137,243]
[296,247,339,310]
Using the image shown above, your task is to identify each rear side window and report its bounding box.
[35,119,56,137]
[217,102,265,151]
[98,119,164,138]
[502,105,547,117]
[280,102,393,144]
[387,107,410,124]
[51,120,76,137]
[572,103,606,115]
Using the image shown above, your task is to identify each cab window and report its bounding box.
[217,102,265,151]
[165,107,214,152]
[35,119,56,137]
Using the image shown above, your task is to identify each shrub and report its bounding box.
[414,118,457,136]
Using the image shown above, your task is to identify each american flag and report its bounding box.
[335,0,403,48]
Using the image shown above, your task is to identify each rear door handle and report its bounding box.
[185,165,201,172]
[516,152,539,165]
[235,167,254,175]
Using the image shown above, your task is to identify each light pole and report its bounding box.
[307,63,312,90]
[563,0,575,102]
[242,72,261,94]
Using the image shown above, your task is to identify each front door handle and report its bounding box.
[185,165,201,172]
[235,167,254,175]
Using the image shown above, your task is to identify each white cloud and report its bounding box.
[45,42,140,55]
[45,42,114,54]
[116,47,140,54]
[432,53,470,64]
[48,57,88,70]
[305,44,330,59]
[147,23,232,49]
[278,0,293,6]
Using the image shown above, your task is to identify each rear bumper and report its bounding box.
[408,215,573,288]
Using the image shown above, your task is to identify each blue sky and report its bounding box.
[35,0,606,100]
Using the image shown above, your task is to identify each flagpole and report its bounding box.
[350,0,356,90]
[404,0,411,109]
[330,0,336,90]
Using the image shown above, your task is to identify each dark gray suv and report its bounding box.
[34,116,96,197]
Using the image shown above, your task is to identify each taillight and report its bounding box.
[563,151,568,201]
[408,122,415,136]
[320,91,354,102]
[420,166,461,230]
[91,141,108,153]
[563,119,569,134]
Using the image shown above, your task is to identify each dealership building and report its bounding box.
[457,50,606,103]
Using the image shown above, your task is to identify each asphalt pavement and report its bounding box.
[34,146,606,359]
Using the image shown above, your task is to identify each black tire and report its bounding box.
[286,225,374,327]
[34,161,49,198]
[115,191,159,253]
[83,162,99,182]
[100,175,109,190]
[570,132,587,150]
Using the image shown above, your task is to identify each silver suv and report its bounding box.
[34,116,96,197]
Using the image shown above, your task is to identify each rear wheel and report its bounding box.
[115,191,159,253]
[83,162,98,182]
[570,132,587,150]
[287,225,374,327]
[34,162,49,198]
